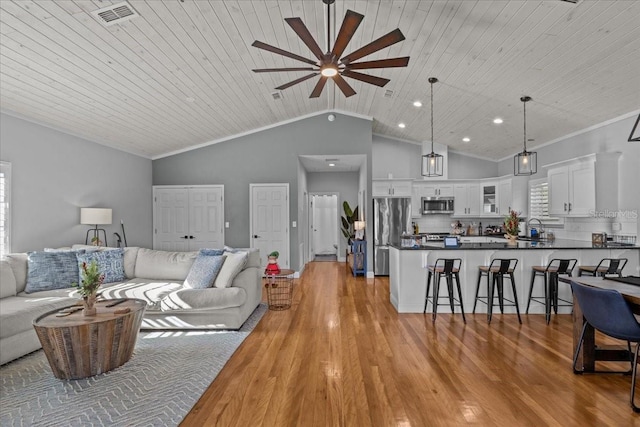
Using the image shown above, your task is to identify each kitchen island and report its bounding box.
[389,239,640,314]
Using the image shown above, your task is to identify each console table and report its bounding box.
[33,298,146,379]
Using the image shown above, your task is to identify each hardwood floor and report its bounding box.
[182,261,639,426]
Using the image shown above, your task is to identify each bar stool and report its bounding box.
[578,258,628,277]
[473,258,521,324]
[424,258,466,323]
[526,258,577,324]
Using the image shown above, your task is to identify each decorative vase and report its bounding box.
[504,234,518,245]
[83,292,97,316]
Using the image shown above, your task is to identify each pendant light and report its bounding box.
[422,77,443,177]
[514,96,537,176]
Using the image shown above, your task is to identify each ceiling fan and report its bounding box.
[251,0,410,98]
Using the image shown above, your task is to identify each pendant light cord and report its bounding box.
[523,99,527,152]
[430,81,434,153]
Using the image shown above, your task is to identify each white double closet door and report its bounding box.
[153,185,224,251]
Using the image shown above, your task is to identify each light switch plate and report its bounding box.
[225,222,230,228]
[292,221,297,228]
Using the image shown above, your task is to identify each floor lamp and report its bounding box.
[81,208,112,246]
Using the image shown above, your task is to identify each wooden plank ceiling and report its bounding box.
[1,0,639,159]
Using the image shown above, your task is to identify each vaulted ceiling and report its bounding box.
[1,0,639,160]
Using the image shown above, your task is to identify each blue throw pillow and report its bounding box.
[184,254,226,289]
[199,248,224,256]
[25,251,80,293]
[76,248,126,284]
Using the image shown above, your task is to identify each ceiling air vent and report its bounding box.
[271,91,283,100]
[384,90,394,98]
[92,1,140,26]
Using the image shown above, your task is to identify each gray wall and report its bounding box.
[498,114,640,213]
[153,112,373,269]
[0,113,153,252]
[373,134,498,180]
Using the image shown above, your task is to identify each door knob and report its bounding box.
[189,235,194,239]
[182,235,188,239]
[253,235,261,238]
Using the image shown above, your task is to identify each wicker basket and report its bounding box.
[264,269,294,310]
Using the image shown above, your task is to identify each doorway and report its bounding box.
[309,193,339,261]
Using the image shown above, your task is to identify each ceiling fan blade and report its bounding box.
[342,70,390,87]
[253,67,316,73]
[332,74,357,97]
[275,73,319,91]
[285,17,325,61]
[340,28,406,64]
[310,76,328,98]
[252,40,318,66]
[331,10,364,60]
[347,57,410,70]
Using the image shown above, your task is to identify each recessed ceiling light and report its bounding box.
[398,123,406,128]
[493,118,503,124]
[462,137,470,142]
[329,163,335,167]
[413,100,422,107]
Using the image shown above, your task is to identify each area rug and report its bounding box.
[0,304,267,427]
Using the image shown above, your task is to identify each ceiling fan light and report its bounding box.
[321,65,338,77]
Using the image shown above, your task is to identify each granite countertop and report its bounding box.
[392,239,640,251]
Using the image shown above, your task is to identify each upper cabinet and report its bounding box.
[372,180,413,197]
[548,157,596,217]
[423,183,454,197]
[453,183,480,216]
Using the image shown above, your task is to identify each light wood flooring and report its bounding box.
[182,261,639,426]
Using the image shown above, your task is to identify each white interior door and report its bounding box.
[154,188,190,251]
[189,187,224,250]
[312,194,338,255]
[154,186,224,251]
[251,184,289,269]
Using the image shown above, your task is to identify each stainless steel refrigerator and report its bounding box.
[373,197,412,275]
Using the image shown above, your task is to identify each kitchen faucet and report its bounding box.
[527,218,544,239]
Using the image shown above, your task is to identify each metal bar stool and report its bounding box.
[578,258,628,277]
[526,258,577,324]
[473,258,521,324]
[424,258,465,323]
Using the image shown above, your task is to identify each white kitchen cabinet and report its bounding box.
[373,180,412,197]
[481,181,498,216]
[498,178,512,217]
[423,183,454,197]
[548,157,595,217]
[453,183,480,216]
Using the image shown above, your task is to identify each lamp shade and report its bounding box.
[422,153,444,177]
[354,221,366,231]
[80,208,112,225]
[514,151,537,175]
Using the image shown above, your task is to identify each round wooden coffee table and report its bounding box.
[33,298,146,380]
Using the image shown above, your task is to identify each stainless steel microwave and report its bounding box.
[422,197,454,214]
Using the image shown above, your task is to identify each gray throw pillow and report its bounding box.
[184,254,226,289]
[76,248,126,284]
[25,251,79,293]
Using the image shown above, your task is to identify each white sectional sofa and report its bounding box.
[0,246,262,365]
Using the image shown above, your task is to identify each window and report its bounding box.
[0,161,11,258]
[529,178,562,225]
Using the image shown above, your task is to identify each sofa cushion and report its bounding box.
[160,286,246,311]
[0,260,17,298]
[134,249,197,281]
[213,251,248,288]
[25,251,79,293]
[184,254,226,289]
[5,253,28,294]
[199,248,225,256]
[0,296,76,339]
[123,247,139,279]
[77,248,126,284]
[97,279,183,311]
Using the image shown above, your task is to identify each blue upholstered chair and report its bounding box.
[570,281,640,412]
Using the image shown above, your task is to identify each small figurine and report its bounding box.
[265,251,280,275]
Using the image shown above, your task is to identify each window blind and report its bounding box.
[0,162,10,258]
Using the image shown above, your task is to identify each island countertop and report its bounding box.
[391,238,639,251]
[388,242,640,314]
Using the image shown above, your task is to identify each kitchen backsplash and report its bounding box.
[414,211,638,241]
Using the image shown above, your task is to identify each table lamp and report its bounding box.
[81,208,112,246]
[354,221,365,240]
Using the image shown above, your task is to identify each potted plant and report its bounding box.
[340,201,359,249]
[503,210,522,244]
[75,260,105,316]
